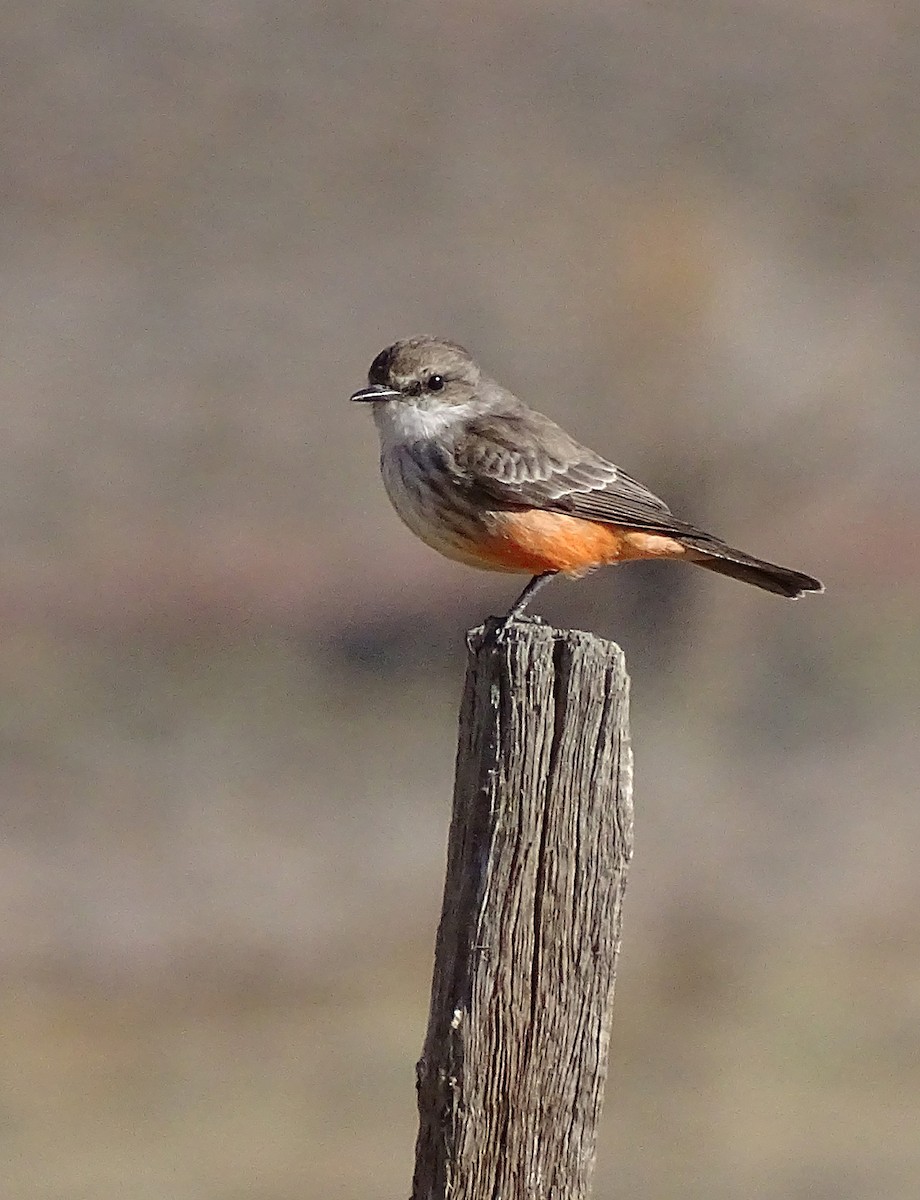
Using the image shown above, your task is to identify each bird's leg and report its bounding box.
[498,571,558,630]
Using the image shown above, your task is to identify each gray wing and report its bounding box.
[453,409,710,538]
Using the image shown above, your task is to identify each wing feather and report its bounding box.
[453,410,710,539]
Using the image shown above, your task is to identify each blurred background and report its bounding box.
[2,2,918,1197]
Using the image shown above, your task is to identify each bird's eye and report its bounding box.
[427,374,445,392]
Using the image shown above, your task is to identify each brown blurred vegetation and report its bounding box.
[1,2,919,1197]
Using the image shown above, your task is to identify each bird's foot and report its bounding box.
[487,610,546,644]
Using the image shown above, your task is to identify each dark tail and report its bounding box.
[681,538,824,598]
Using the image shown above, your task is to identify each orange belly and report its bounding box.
[472,509,688,575]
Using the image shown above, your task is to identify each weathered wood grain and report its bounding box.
[412,618,634,1200]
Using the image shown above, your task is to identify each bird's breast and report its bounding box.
[379,443,509,569]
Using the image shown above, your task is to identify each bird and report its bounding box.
[351,337,823,624]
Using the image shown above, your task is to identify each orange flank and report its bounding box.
[475,509,688,576]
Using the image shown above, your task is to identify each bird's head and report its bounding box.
[350,337,482,414]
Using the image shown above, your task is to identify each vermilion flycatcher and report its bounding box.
[352,337,823,621]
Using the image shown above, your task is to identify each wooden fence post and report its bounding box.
[411,618,634,1200]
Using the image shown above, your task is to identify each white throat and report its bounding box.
[373,400,474,448]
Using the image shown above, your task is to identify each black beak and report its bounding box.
[350,384,401,402]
